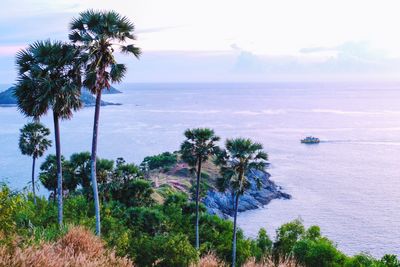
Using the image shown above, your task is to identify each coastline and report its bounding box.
[203,169,291,218]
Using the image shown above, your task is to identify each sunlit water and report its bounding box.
[1,82,399,257]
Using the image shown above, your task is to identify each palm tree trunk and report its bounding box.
[195,158,202,250]
[91,89,102,236]
[232,192,240,267]
[31,156,36,205]
[53,112,63,227]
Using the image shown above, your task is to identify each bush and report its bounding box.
[0,226,133,267]
[252,228,273,261]
[273,219,305,257]
[380,254,400,267]
[141,152,178,172]
[0,186,20,231]
[111,179,154,207]
[293,237,345,266]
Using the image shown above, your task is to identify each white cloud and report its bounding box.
[2,0,400,82]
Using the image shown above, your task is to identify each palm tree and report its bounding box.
[19,122,52,205]
[14,40,82,227]
[180,128,220,249]
[69,10,141,235]
[215,138,268,267]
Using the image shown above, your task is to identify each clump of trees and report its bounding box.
[1,183,398,266]
[14,9,141,236]
[141,152,178,172]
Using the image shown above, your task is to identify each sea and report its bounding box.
[0,82,399,257]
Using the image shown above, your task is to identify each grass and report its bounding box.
[0,227,133,267]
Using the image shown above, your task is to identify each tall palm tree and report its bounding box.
[215,138,268,267]
[14,40,82,227]
[69,10,141,235]
[19,122,52,205]
[180,128,220,249]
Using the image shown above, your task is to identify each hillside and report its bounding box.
[146,155,290,217]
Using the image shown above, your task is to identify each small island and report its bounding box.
[0,86,121,107]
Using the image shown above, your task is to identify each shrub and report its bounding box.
[111,179,154,207]
[380,254,400,267]
[0,226,133,267]
[0,185,22,234]
[273,219,305,257]
[141,152,177,171]
[293,237,345,266]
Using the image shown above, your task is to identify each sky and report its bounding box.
[1,0,400,83]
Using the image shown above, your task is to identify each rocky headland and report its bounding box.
[148,160,290,218]
[203,169,290,218]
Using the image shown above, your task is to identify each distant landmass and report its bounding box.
[0,86,121,107]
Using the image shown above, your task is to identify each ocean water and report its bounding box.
[1,82,399,257]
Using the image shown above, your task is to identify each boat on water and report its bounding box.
[301,136,320,144]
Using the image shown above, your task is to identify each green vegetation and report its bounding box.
[5,8,399,267]
[180,128,220,249]
[141,152,178,172]
[19,122,52,205]
[15,40,83,227]
[0,182,398,266]
[69,10,141,236]
[215,138,269,267]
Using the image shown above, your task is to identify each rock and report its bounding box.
[0,86,121,107]
[203,169,290,218]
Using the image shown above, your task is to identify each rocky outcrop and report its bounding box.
[203,169,290,218]
[0,86,121,107]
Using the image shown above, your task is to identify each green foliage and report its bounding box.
[0,186,22,234]
[155,233,199,266]
[96,158,114,183]
[68,152,115,193]
[141,152,177,171]
[113,158,141,182]
[215,137,268,195]
[69,10,140,92]
[133,233,198,267]
[343,253,400,267]
[39,155,79,195]
[14,40,82,119]
[189,180,211,200]
[273,219,305,256]
[380,254,400,267]
[110,179,154,207]
[19,122,51,159]
[69,152,91,190]
[252,228,273,260]
[180,128,220,167]
[14,194,57,230]
[127,207,167,235]
[293,237,345,266]
[4,153,398,267]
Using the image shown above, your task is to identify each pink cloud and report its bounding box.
[0,45,27,56]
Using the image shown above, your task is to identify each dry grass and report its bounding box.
[194,253,299,267]
[0,226,133,267]
[243,256,298,267]
[195,252,227,267]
